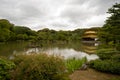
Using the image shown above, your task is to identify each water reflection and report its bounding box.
[0,41,99,61]
[81,41,99,54]
[45,48,99,61]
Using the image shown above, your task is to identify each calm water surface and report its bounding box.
[0,41,99,60]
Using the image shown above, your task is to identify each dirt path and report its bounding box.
[69,68,120,80]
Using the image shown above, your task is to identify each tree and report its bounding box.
[99,3,120,44]
[14,26,37,41]
[0,19,14,30]
[14,26,31,35]
[106,3,120,27]
[0,29,10,41]
[0,19,14,41]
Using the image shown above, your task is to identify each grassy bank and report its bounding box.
[65,57,87,72]
[0,53,87,80]
[0,54,70,80]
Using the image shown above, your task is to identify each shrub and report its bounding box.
[65,57,87,72]
[0,57,15,80]
[11,54,70,80]
[96,49,120,60]
[111,54,120,62]
[89,59,120,74]
[116,43,120,51]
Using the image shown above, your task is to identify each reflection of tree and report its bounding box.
[30,41,98,54]
[31,41,82,52]
[0,41,98,57]
[0,42,29,56]
[34,41,96,53]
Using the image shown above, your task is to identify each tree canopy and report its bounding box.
[0,19,14,41]
[99,3,120,44]
[0,19,37,41]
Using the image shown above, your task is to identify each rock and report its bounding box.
[80,63,88,70]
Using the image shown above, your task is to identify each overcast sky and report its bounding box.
[0,0,120,30]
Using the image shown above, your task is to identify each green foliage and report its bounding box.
[0,57,15,80]
[14,26,37,41]
[111,54,120,62]
[14,26,31,35]
[37,28,84,41]
[115,43,120,51]
[99,3,120,46]
[0,19,37,42]
[92,3,120,74]
[16,34,28,40]
[0,19,14,42]
[96,48,120,60]
[11,54,69,80]
[89,60,120,74]
[0,19,14,30]
[0,28,10,41]
[107,3,120,27]
[90,47,120,74]
[65,57,87,72]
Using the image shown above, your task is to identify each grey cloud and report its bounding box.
[19,5,42,18]
[86,0,120,14]
[61,5,97,22]
[60,0,120,28]
[67,0,86,5]
[0,0,120,30]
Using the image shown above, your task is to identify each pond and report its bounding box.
[0,41,99,61]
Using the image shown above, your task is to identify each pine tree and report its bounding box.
[100,3,120,44]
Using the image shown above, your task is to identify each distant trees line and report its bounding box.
[0,19,86,42]
[37,28,85,42]
[0,19,37,42]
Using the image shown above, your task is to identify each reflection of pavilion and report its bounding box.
[81,42,98,54]
[81,29,99,54]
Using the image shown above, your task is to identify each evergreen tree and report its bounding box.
[99,3,120,44]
